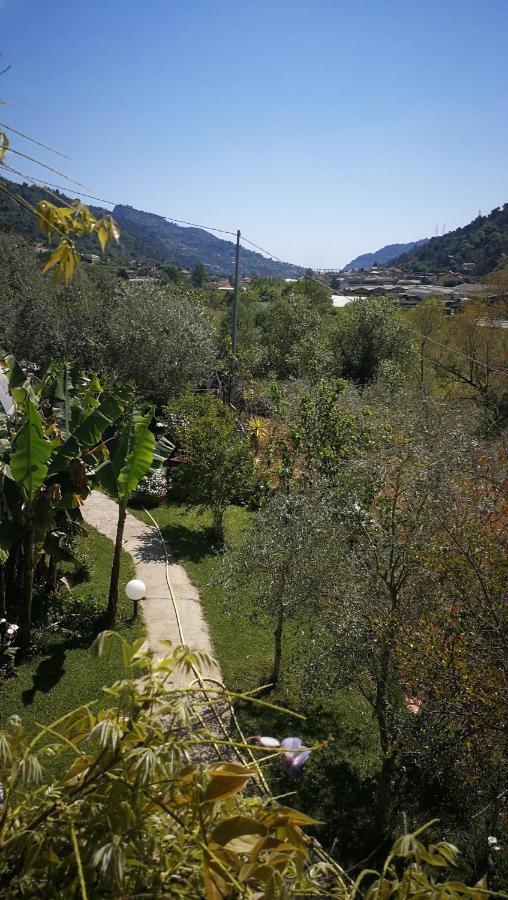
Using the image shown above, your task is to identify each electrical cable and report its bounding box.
[241,233,508,379]
[0,121,71,159]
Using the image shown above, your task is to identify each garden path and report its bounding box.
[82,491,221,687]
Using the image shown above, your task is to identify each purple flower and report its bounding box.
[252,735,311,780]
[280,737,311,779]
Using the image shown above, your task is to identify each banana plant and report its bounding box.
[96,409,173,627]
[0,354,132,648]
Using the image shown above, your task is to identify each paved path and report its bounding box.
[82,491,221,687]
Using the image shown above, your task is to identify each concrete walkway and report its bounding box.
[82,491,221,686]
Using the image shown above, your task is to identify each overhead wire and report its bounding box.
[7,146,92,189]
[0,121,71,159]
[241,232,508,379]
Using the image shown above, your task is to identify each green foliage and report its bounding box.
[103,283,217,402]
[0,637,499,897]
[192,261,208,287]
[394,203,508,275]
[0,355,131,645]
[256,289,333,379]
[286,379,373,475]
[332,296,412,385]
[9,399,54,499]
[166,394,254,538]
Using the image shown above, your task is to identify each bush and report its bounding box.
[134,469,168,507]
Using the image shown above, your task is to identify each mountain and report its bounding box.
[393,204,508,275]
[0,177,304,277]
[344,239,428,270]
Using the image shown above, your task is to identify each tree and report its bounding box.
[191,262,208,288]
[168,395,253,541]
[332,296,412,385]
[285,379,372,477]
[162,263,182,284]
[220,480,338,685]
[104,283,217,402]
[257,291,333,379]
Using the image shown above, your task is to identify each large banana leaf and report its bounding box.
[49,385,132,474]
[1,352,27,390]
[9,399,55,500]
[117,410,156,501]
[47,362,75,440]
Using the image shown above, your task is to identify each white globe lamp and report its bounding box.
[125,579,146,622]
[125,579,146,601]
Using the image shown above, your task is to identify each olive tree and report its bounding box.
[219,480,338,685]
[105,284,217,402]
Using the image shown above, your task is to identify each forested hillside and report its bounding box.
[344,238,427,270]
[0,176,304,277]
[394,203,508,274]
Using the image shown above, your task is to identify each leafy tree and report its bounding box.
[220,480,337,685]
[285,379,373,476]
[257,291,333,379]
[332,296,412,385]
[104,283,217,402]
[191,261,208,287]
[162,263,182,284]
[167,394,253,541]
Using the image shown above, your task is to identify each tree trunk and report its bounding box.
[106,499,127,628]
[271,602,284,686]
[211,507,224,543]
[0,563,5,617]
[19,524,34,650]
[47,554,58,592]
[372,752,396,842]
[372,644,395,841]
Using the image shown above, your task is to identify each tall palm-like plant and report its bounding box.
[0,355,131,647]
[96,409,173,627]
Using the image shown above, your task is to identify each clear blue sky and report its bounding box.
[1,0,507,267]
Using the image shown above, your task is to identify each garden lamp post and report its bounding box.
[125,579,146,622]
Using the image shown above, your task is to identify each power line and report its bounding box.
[241,233,508,379]
[0,121,71,159]
[2,168,238,236]
[7,147,92,189]
[241,234,292,265]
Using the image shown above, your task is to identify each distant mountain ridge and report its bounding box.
[0,177,304,277]
[344,239,428,271]
[393,204,508,275]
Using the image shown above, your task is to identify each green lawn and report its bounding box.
[0,525,141,732]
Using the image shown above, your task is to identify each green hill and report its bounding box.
[394,204,508,275]
[0,177,304,278]
[344,238,427,270]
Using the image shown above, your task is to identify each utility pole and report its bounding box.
[229,229,241,402]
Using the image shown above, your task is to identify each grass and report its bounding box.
[129,498,381,856]
[0,524,141,731]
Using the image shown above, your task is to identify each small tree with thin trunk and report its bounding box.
[96,409,172,627]
[219,480,337,686]
[168,395,253,543]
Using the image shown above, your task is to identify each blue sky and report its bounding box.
[1,0,507,267]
